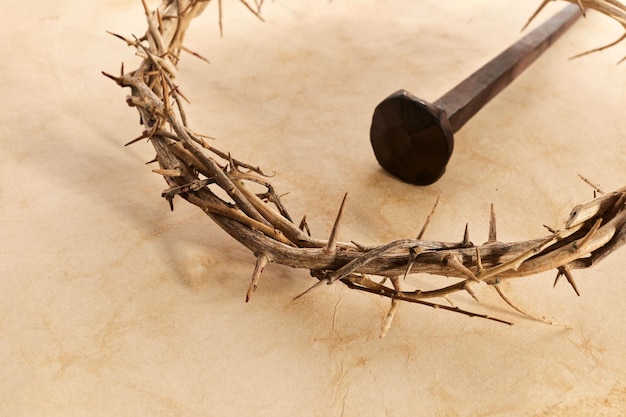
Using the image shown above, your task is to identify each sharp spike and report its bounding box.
[325,193,348,253]
[125,133,148,147]
[488,203,497,243]
[521,0,550,32]
[293,279,328,301]
[246,253,270,302]
[494,285,570,328]
[380,299,399,339]
[575,0,586,17]
[145,156,158,164]
[463,283,479,302]
[102,70,123,84]
[556,265,580,297]
[298,215,311,236]
[227,152,236,173]
[152,168,182,177]
[106,31,137,46]
[416,197,439,239]
[543,224,557,234]
[402,247,420,279]
[443,296,454,307]
[179,44,211,64]
[569,32,626,60]
[578,174,606,194]
[350,241,368,251]
[444,254,479,282]
[553,270,562,288]
[462,223,472,247]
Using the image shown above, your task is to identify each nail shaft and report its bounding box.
[437,4,581,132]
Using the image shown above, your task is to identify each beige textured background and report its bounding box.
[2,1,626,416]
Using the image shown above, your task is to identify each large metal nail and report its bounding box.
[370,4,582,185]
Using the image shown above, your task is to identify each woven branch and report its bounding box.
[105,0,626,335]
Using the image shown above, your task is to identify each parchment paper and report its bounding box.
[2,1,626,416]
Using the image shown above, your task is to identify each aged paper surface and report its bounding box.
[2,1,625,416]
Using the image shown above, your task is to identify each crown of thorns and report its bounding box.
[104,0,626,337]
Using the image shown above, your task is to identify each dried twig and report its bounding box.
[525,0,626,61]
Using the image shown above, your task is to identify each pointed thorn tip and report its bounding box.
[325,193,348,253]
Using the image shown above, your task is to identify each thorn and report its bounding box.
[152,168,182,177]
[102,70,123,84]
[293,279,328,301]
[462,223,472,247]
[325,193,348,253]
[145,156,158,164]
[559,265,581,297]
[380,299,399,339]
[521,0,550,32]
[494,285,570,328]
[179,44,211,64]
[416,197,439,239]
[463,282,479,302]
[227,152,236,172]
[140,0,150,16]
[569,33,626,60]
[543,224,557,234]
[169,83,190,103]
[125,131,149,146]
[575,0,586,17]
[350,241,368,251]
[553,266,580,296]
[237,0,265,22]
[402,247,421,279]
[488,203,497,243]
[246,253,270,302]
[298,215,311,236]
[444,254,479,282]
[106,31,137,47]
[578,174,605,194]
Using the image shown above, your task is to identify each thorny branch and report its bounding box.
[525,0,626,61]
[105,0,626,336]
